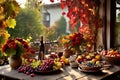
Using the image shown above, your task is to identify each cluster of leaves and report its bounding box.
[49,0,97,26]
[0,0,20,57]
[2,37,30,57]
[8,8,45,41]
[61,32,93,52]
[50,0,103,50]
[0,0,20,29]
[44,16,67,41]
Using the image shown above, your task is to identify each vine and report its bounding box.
[0,0,20,56]
[50,0,103,50]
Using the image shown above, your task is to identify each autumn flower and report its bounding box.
[2,38,30,57]
[61,31,94,53]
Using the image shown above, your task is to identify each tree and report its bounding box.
[44,16,67,41]
[7,8,45,41]
[44,27,56,41]
[55,16,67,37]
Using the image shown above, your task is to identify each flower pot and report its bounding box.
[9,56,22,69]
[63,49,75,58]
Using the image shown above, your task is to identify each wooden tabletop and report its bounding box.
[0,64,120,80]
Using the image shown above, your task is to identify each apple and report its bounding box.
[96,61,100,65]
[77,55,83,59]
[56,62,62,68]
[76,58,82,63]
[95,55,101,60]
[64,58,69,64]
[91,58,97,64]
[86,55,91,60]
[60,61,65,67]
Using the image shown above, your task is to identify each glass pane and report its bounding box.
[115,1,120,50]
[116,0,120,7]
[115,22,120,50]
[116,9,120,22]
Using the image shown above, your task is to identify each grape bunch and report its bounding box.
[30,60,43,68]
[17,65,35,77]
[35,59,54,72]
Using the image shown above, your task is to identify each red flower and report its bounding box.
[50,0,54,3]
[8,41,17,49]
[2,44,8,52]
[2,38,31,56]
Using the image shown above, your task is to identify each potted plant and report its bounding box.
[2,37,31,69]
[61,29,94,56]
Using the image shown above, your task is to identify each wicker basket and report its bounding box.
[79,64,102,71]
[103,56,120,65]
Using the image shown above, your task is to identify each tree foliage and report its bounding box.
[44,16,67,41]
[50,0,103,50]
[7,8,45,41]
[55,16,67,37]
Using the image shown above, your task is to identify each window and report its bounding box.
[43,12,50,27]
[109,0,120,50]
[115,0,120,50]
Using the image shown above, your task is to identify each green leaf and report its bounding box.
[0,36,5,44]
[0,50,3,57]
[6,18,16,29]
[6,48,16,56]
[11,1,20,15]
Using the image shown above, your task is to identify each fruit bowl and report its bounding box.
[78,61,102,72]
[79,64,102,71]
[101,49,120,65]
[102,56,120,65]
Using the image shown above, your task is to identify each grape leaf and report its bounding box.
[6,48,16,56]
[0,36,5,44]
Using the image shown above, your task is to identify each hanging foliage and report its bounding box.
[0,0,20,29]
[0,0,20,55]
[50,0,103,50]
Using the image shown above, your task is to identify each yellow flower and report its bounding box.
[64,35,69,39]
[0,29,10,44]
[61,38,69,44]
[87,43,91,47]
[6,17,16,29]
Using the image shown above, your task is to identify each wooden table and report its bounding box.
[0,64,120,80]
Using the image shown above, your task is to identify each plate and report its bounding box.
[35,69,62,75]
[78,67,101,73]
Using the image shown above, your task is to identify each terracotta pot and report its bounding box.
[9,56,22,69]
[63,49,75,58]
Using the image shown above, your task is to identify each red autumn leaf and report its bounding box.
[62,12,66,15]
[60,1,66,9]
[50,0,54,3]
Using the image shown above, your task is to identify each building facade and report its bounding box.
[43,3,70,33]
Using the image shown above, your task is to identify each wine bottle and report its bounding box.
[38,36,45,60]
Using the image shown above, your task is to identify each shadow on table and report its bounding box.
[0,74,20,80]
[101,70,120,80]
[35,69,63,75]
